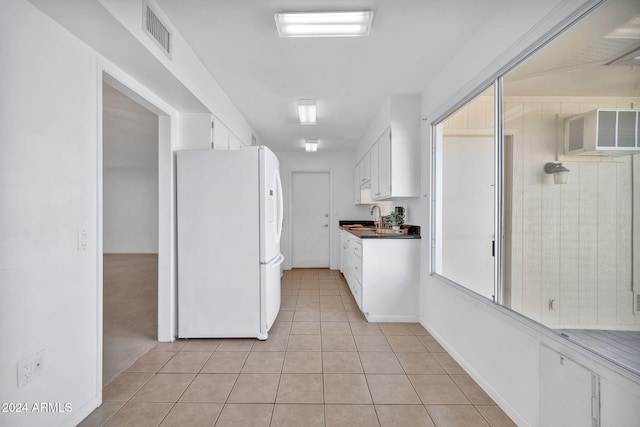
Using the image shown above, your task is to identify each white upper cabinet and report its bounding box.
[213,118,230,150]
[370,138,379,198]
[180,113,247,150]
[180,113,213,150]
[353,165,361,204]
[376,127,392,199]
[357,94,420,201]
[228,133,244,150]
[359,150,371,185]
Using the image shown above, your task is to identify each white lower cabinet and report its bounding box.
[340,232,351,277]
[341,230,419,322]
[352,276,363,311]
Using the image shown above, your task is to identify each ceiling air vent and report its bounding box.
[143,1,172,59]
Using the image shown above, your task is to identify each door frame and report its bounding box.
[96,59,180,401]
[287,170,334,270]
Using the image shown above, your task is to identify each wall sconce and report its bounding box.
[544,162,570,184]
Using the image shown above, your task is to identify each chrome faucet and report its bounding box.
[370,204,382,230]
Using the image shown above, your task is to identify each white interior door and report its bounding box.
[440,135,495,299]
[292,171,330,268]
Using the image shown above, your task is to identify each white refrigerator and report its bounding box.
[176,146,284,339]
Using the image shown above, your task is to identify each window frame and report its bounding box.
[429,82,500,302]
[427,0,640,381]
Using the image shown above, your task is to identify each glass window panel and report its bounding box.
[433,86,495,301]
[501,0,640,373]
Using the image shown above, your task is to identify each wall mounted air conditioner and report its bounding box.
[564,109,640,156]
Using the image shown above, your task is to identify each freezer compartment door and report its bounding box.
[260,253,284,339]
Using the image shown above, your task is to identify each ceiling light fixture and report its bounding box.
[305,139,318,152]
[297,99,317,125]
[275,11,374,37]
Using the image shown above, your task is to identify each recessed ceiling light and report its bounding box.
[275,11,374,37]
[297,99,317,125]
[305,139,318,152]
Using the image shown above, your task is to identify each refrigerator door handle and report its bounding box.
[275,169,284,244]
[261,252,285,266]
[275,252,284,265]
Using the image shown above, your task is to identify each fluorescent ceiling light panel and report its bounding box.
[297,99,317,125]
[305,139,318,152]
[275,11,373,37]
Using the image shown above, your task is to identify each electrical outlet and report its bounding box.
[32,350,45,376]
[17,358,33,388]
[17,350,45,388]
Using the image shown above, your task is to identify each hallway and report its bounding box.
[82,269,514,426]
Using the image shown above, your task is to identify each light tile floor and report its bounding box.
[80,269,515,427]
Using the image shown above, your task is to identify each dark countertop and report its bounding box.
[339,220,421,239]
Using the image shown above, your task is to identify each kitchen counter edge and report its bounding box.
[340,226,421,239]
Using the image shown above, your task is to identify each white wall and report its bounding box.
[0,1,261,425]
[103,83,159,254]
[275,151,371,270]
[417,0,640,425]
[0,1,100,425]
[99,0,258,146]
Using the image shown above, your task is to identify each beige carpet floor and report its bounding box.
[103,254,158,385]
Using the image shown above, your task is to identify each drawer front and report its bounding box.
[353,242,362,259]
[352,259,362,284]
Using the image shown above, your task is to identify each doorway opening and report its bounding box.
[102,82,160,385]
[291,171,331,268]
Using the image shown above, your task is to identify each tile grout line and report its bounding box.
[95,269,515,426]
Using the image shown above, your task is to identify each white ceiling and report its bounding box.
[155,0,503,151]
[504,0,640,97]
[27,0,640,151]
